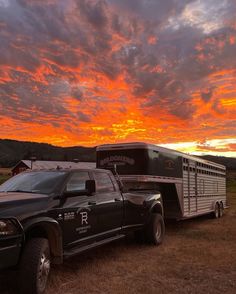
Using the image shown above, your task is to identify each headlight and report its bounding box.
[0,219,18,236]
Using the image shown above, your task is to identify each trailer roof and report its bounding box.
[97,142,226,170]
[22,168,110,173]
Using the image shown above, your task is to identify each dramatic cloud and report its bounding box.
[0,0,235,155]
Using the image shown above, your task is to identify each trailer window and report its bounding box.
[213,182,218,193]
[199,179,205,194]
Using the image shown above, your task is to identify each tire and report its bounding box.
[219,202,224,218]
[212,202,220,219]
[145,213,165,245]
[18,238,51,294]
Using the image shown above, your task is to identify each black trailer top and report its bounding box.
[97,142,226,170]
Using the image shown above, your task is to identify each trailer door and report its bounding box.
[188,160,197,213]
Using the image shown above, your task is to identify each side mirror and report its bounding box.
[85,180,96,196]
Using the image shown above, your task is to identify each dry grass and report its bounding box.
[0,168,11,185]
[1,184,236,294]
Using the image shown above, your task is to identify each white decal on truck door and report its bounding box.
[80,211,88,225]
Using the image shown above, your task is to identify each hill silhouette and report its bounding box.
[199,155,236,170]
[0,139,235,170]
[0,139,96,167]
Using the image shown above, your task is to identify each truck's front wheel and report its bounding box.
[146,213,165,245]
[18,238,51,294]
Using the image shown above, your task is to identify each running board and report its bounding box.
[64,234,125,258]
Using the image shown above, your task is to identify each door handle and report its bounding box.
[114,198,121,202]
[88,201,96,205]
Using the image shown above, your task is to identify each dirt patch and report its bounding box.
[47,208,236,294]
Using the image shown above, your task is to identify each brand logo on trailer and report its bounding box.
[100,156,135,166]
[164,159,175,170]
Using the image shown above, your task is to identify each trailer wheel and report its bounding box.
[18,238,51,294]
[219,202,224,218]
[146,213,165,245]
[212,202,220,219]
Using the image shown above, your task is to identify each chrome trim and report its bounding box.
[69,227,122,246]
[122,224,143,229]
[121,175,183,184]
[0,244,19,252]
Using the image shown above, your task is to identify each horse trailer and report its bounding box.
[96,142,227,220]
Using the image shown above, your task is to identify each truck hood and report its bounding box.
[0,192,50,219]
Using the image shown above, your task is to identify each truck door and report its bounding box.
[59,171,98,248]
[92,171,123,238]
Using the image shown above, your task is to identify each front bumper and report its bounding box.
[0,235,22,270]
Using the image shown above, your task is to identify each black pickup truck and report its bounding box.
[0,168,164,294]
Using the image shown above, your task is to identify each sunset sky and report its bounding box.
[0,0,236,156]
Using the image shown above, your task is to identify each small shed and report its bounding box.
[12,160,96,176]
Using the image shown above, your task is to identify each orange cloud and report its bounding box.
[0,0,236,156]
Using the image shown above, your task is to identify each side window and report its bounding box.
[66,172,90,192]
[93,172,115,192]
[213,181,218,193]
[199,179,205,194]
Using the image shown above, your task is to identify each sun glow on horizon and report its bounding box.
[160,138,236,157]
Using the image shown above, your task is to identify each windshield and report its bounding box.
[0,171,67,195]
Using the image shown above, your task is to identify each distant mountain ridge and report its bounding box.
[198,155,236,170]
[0,139,235,170]
[0,139,96,167]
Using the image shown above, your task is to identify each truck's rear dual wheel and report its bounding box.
[146,213,165,245]
[18,238,51,294]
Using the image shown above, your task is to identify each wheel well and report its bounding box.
[25,226,47,241]
[25,223,63,264]
[152,204,163,216]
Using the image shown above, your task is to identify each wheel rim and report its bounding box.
[38,253,50,291]
[155,222,162,240]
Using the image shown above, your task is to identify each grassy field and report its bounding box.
[0,168,11,185]
[0,177,236,294]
